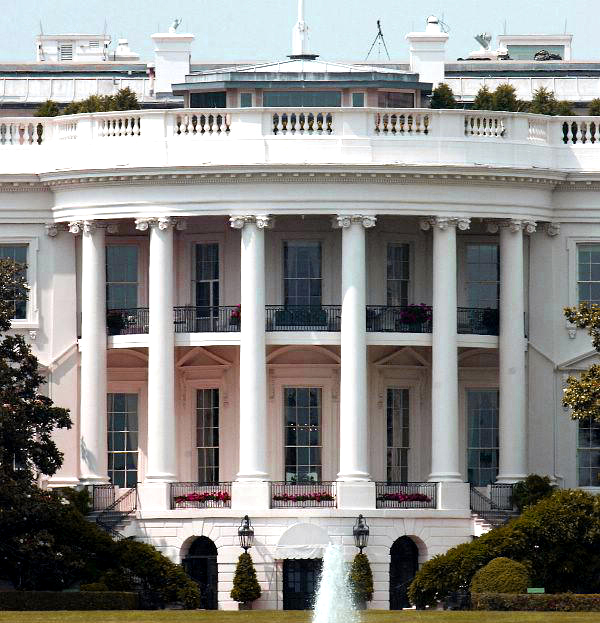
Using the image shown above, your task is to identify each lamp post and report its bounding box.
[238,515,255,552]
[353,514,369,553]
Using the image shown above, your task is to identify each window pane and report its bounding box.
[387,244,410,307]
[467,244,499,309]
[106,246,138,310]
[386,388,409,482]
[284,242,322,307]
[578,418,600,486]
[107,393,138,487]
[195,244,220,312]
[467,390,499,486]
[197,389,219,483]
[578,245,600,304]
[0,245,28,319]
[263,91,341,107]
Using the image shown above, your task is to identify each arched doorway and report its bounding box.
[389,536,419,610]
[182,536,218,610]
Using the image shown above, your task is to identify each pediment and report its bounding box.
[374,347,429,367]
[107,349,148,368]
[558,349,600,371]
[267,345,340,365]
[176,347,231,368]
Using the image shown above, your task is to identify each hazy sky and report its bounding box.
[1,0,596,63]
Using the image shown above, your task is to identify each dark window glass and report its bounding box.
[263,91,342,107]
[190,92,227,108]
[387,243,410,307]
[0,245,27,319]
[467,389,499,486]
[467,244,499,309]
[106,245,138,310]
[578,245,600,305]
[377,92,414,108]
[387,388,409,482]
[197,389,219,483]
[240,93,252,108]
[107,393,138,487]
[284,241,322,307]
[352,92,365,107]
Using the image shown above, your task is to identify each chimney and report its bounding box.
[151,24,194,96]
[405,16,448,88]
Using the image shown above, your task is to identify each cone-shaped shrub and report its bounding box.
[349,552,374,604]
[230,552,261,604]
[470,557,530,594]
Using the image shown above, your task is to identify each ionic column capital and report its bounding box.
[420,216,471,231]
[229,215,273,230]
[68,220,97,235]
[135,216,184,232]
[486,219,537,234]
[332,214,377,229]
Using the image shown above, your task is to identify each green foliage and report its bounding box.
[408,489,600,607]
[588,99,600,116]
[430,83,456,109]
[56,486,91,515]
[113,87,141,111]
[0,258,71,482]
[564,303,600,421]
[470,557,530,594]
[472,593,600,611]
[556,100,575,116]
[230,552,261,603]
[349,553,374,603]
[0,590,139,610]
[491,84,520,112]
[471,86,494,111]
[35,100,60,117]
[80,582,109,592]
[527,87,573,116]
[512,474,554,512]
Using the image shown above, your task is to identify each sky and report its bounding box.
[1,0,596,63]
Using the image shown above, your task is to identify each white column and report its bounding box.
[336,215,376,482]
[422,216,470,482]
[230,215,270,481]
[136,217,177,483]
[497,219,535,483]
[70,220,108,484]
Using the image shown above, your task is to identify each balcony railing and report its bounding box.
[366,306,432,333]
[170,482,232,509]
[375,482,437,509]
[271,481,337,508]
[266,305,341,331]
[107,308,149,336]
[457,307,499,336]
[173,306,240,333]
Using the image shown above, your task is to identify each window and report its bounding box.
[263,91,342,107]
[284,241,322,307]
[578,418,600,487]
[189,92,227,108]
[0,245,27,319]
[106,245,139,310]
[284,387,322,482]
[467,389,499,486]
[578,244,600,304]
[387,243,410,307]
[195,244,219,326]
[240,93,253,108]
[377,91,414,108]
[197,389,219,483]
[107,393,138,488]
[352,92,365,107]
[59,43,73,61]
[466,243,499,309]
[387,388,409,482]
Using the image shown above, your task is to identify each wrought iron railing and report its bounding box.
[96,484,138,540]
[375,482,437,509]
[270,481,337,508]
[470,485,516,527]
[265,306,341,331]
[173,306,240,333]
[366,306,432,333]
[170,482,232,509]
[91,484,115,511]
[106,308,149,336]
[489,483,514,511]
[457,307,499,336]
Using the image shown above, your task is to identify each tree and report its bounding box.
[527,87,574,116]
[113,87,141,111]
[349,552,374,605]
[511,474,554,511]
[430,83,456,109]
[35,88,140,117]
[589,99,600,116]
[0,259,71,482]
[35,100,60,117]
[563,303,600,421]
[491,84,520,112]
[230,552,261,605]
[472,85,494,111]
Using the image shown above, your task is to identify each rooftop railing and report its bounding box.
[1,108,599,173]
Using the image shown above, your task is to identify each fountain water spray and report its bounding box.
[312,544,360,623]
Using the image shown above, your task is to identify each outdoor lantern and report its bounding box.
[238,515,255,552]
[353,514,369,552]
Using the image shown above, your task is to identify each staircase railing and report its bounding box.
[470,485,516,527]
[96,484,138,540]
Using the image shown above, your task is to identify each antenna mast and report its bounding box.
[366,20,390,61]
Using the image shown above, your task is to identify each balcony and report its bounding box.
[270,481,337,508]
[375,482,437,509]
[1,108,599,174]
[170,482,232,509]
[106,306,500,336]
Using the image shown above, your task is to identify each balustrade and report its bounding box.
[270,481,337,508]
[170,482,232,509]
[375,482,437,509]
[562,117,600,144]
[272,111,333,135]
[96,114,141,137]
[464,113,506,137]
[173,111,231,136]
[374,111,430,135]
[0,119,45,145]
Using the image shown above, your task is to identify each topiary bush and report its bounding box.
[230,552,261,605]
[512,474,554,512]
[471,85,494,111]
[430,83,456,109]
[349,553,374,605]
[470,557,529,594]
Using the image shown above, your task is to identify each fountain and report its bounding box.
[312,544,360,623]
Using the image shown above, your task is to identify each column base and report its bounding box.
[144,472,177,483]
[138,482,171,511]
[79,475,110,485]
[437,481,470,510]
[336,481,376,510]
[428,472,463,482]
[496,474,527,484]
[231,480,271,511]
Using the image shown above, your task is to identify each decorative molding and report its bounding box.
[229,215,273,230]
[545,222,561,237]
[420,216,471,231]
[45,224,59,237]
[68,220,95,235]
[508,218,537,234]
[134,216,178,232]
[28,330,37,341]
[486,221,500,234]
[106,223,119,234]
[567,327,577,339]
[333,214,377,229]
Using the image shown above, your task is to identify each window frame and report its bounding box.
[195,388,220,484]
[0,237,39,329]
[283,240,323,308]
[351,91,366,108]
[386,242,411,307]
[386,387,410,483]
[464,242,500,310]
[107,392,140,488]
[567,237,600,333]
[465,388,500,487]
[577,417,600,488]
[105,243,141,311]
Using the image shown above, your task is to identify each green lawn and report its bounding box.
[0,612,598,623]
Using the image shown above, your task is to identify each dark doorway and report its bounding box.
[183,536,218,610]
[390,536,419,610]
[283,559,322,610]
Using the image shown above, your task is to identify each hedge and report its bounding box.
[0,591,139,610]
[470,558,530,594]
[472,593,600,611]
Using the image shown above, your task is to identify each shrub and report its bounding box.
[472,86,494,111]
[430,83,456,109]
[588,98,600,116]
[472,593,600,611]
[349,553,374,604]
[512,474,554,512]
[527,88,574,116]
[35,88,140,117]
[230,552,261,604]
[80,582,108,592]
[492,84,520,112]
[470,557,529,594]
[35,100,60,117]
[408,489,600,607]
[0,591,138,610]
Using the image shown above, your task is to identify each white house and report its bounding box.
[2,3,600,611]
